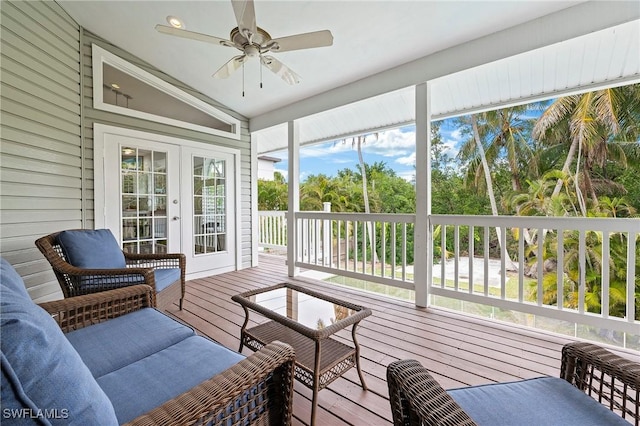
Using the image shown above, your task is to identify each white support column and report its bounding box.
[287,120,300,277]
[414,82,431,308]
[250,131,259,267]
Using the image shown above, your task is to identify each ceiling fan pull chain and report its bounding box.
[242,62,245,97]
[260,58,263,89]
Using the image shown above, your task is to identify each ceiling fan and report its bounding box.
[155,0,333,90]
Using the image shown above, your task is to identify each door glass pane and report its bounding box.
[193,156,226,255]
[120,147,168,254]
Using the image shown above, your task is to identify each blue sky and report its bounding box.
[270,119,465,182]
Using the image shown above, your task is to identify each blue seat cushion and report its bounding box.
[57,229,126,269]
[97,335,245,424]
[66,308,195,378]
[154,268,181,292]
[449,376,629,426]
[0,258,118,425]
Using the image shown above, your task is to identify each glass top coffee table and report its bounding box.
[232,282,372,425]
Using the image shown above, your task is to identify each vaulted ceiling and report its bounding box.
[59,1,639,153]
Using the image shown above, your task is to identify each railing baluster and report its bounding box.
[537,228,544,306]
[381,222,387,279]
[362,221,367,275]
[468,225,474,294]
[344,220,349,271]
[392,222,397,280]
[484,226,489,296]
[454,225,459,291]
[440,225,445,288]
[627,231,636,323]
[602,231,610,319]
[557,229,564,311]
[518,227,525,303]
[354,221,358,273]
[372,220,377,277]
[500,225,506,300]
[402,223,407,283]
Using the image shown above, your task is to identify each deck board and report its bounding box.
[165,254,638,426]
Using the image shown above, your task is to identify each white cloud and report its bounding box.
[396,151,416,166]
[397,170,415,182]
[362,129,415,157]
[440,140,459,158]
[297,128,417,159]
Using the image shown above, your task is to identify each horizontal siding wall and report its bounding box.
[0,0,81,302]
[0,0,254,302]
[81,30,254,270]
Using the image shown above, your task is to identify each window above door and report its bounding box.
[92,44,241,139]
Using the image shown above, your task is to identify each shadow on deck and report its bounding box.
[165,254,638,426]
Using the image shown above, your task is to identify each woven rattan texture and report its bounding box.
[562,342,640,425]
[387,342,639,426]
[125,341,295,426]
[244,320,356,390]
[39,285,155,332]
[40,287,296,426]
[35,230,186,309]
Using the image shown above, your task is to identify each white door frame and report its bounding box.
[93,123,242,278]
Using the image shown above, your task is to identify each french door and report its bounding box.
[181,146,236,274]
[95,126,237,278]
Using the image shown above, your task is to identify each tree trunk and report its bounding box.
[471,115,517,271]
[356,136,379,265]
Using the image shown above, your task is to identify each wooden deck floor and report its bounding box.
[165,254,638,426]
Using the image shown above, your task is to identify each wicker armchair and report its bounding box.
[387,342,640,426]
[39,285,296,425]
[35,230,186,310]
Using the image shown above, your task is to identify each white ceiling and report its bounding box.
[59,1,639,153]
[61,0,583,119]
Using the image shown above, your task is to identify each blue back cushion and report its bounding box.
[0,258,118,425]
[57,229,125,269]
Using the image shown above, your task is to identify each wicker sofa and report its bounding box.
[387,342,640,426]
[1,258,295,425]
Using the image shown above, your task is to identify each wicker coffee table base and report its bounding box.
[240,320,368,425]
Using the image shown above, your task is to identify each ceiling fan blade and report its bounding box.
[231,0,257,40]
[269,30,333,52]
[213,55,247,79]
[261,55,301,85]
[155,25,235,48]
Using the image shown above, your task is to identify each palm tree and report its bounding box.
[532,85,640,215]
[350,134,379,263]
[457,114,518,269]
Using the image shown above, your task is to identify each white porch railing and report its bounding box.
[295,211,415,289]
[258,210,639,334]
[430,215,638,335]
[257,211,287,249]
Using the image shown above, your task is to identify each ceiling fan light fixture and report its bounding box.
[166,16,184,29]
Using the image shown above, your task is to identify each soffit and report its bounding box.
[256,19,640,154]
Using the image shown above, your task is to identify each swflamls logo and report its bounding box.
[3,408,69,419]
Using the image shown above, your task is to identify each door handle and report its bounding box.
[172,216,180,221]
